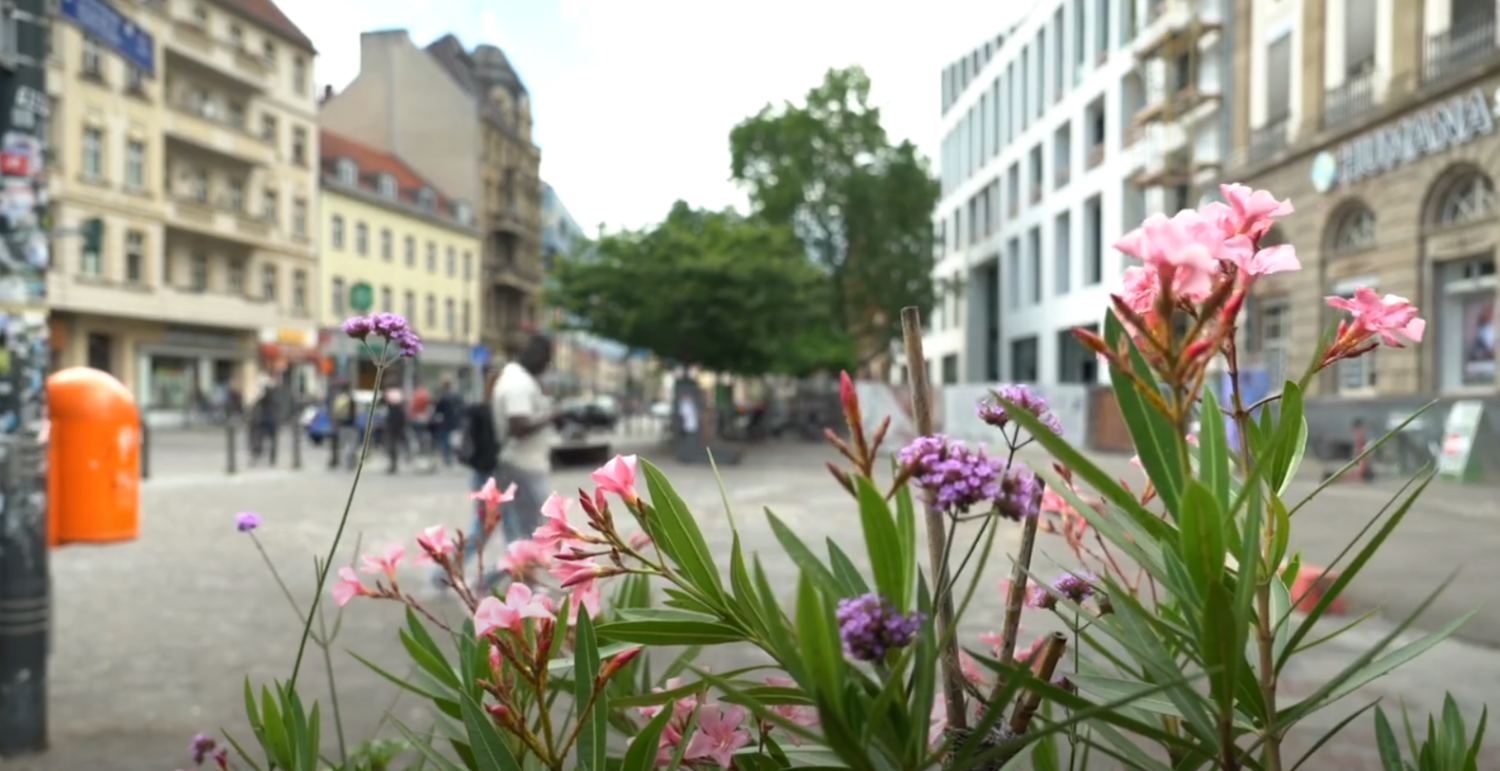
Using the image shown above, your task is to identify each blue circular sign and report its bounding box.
[1310,151,1338,193]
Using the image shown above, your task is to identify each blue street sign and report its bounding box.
[470,344,491,366]
[60,0,156,77]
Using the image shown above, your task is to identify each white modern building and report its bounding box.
[924,0,1233,390]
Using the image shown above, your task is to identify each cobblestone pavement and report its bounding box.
[10,435,1499,770]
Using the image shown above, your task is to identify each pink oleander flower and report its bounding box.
[496,538,553,577]
[473,583,554,638]
[413,525,455,564]
[470,477,517,506]
[488,644,502,674]
[533,493,589,548]
[1115,210,1243,303]
[358,543,405,583]
[1119,265,1158,314]
[1218,182,1295,241]
[627,530,653,550]
[637,676,698,719]
[1326,287,1426,348]
[331,567,371,606]
[765,677,819,744]
[566,581,602,625]
[550,557,609,590]
[684,703,752,769]
[959,651,985,684]
[1238,244,1301,278]
[591,454,640,504]
[979,631,1006,658]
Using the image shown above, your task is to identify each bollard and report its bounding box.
[291,417,302,470]
[226,422,238,475]
[139,418,151,481]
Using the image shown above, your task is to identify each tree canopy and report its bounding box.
[544,202,852,376]
[729,66,941,371]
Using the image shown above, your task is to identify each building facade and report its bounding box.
[1226,0,1500,460]
[927,0,1233,391]
[46,0,320,425]
[317,130,482,394]
[320,30,543,366]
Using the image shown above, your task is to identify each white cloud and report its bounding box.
[289,0,1025,231]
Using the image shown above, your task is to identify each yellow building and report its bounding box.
[45,0,321,426]
[317,130,484,394]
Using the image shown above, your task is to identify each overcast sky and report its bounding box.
[284,0,1026,232]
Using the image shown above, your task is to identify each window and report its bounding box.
[403,290,416,322]
[1094,0,1110,59]
[1260,300,1289,390]
[227,178,244,212]
[331,216,345,249]
[184,252,208,291]
[228,258,245,294]
[1010,336,1039,382]
[292,198,307,238]
[80,222,101,276]
[292,56,307,95]
[1438,257,1496,389]
[337,159,357,185]
[445,298,456,334]
[1054,124,1072,189]
[125,140,145,190]
[192,3,207,26]
[379,174,397,198]
[1054,212,1071,295]
[1085,97,1107,166]
[463,251,473,280]
[125,230,143,283]
[226,99,245,129]
[261,114,277,143]
[1028,145,1043,204]
[1052,8,1064,98]
[426,241,436,272]
[462,301,471,335]
[1344,0,1376,76]
[1058,323,1100,384]
[1007,238,1022,308]
[445,246,456,276]
[262,189,278,223]
[404,235,416,265]
[262,40,275,65]
[355,222,368,255]
[261,264,278,301]
[1331,208,1376,253]
[293,270,307,312]
[332,277,345,316]
[82,126,103,179]
[380,286,392,312]
[1266,33,1293,122]
[188,168,207,202]
[81,36,101,76]
[380,229,392,260]
[1084,195,1103,284]
[229,24,242,49]
[1436,173,1496,226]
[426,293,436,328]
[291,127,307,165]
[1028,227,1042,303]
[127,66,145,93]
[941,354,959,385]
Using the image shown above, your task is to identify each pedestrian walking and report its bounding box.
[250,386,280,467]
[435,370,504,590]
[432,380,463,468]
[489,335,560,578]
[383,386,407,474]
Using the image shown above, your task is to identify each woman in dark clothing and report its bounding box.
[383,386,408,474]
[250,387,280,466]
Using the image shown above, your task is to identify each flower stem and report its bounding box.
[248,532,305,623]
[991,512,1040,689]
[290,354,387,687]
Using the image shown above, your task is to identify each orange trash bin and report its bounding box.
[46,367,141,546]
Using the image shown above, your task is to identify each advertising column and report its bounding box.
[0,0,52,757]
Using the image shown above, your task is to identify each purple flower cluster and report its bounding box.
[977,384,1064,437]
[835,593,923,661]
[234,511,261,532]
[1051,572,1095,604]
[189,731,226,767]
[341,312,423,358]
[994,461,1044,521]
[897,435,1003,514]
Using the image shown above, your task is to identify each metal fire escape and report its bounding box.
[1129,0,1225,213]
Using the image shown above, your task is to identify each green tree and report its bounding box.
[730,66,941,371]
[545,201,850,375]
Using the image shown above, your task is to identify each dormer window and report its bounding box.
[378,174,396,198]
[453,202,472,224]
[336,158,357,186]
[417,188,435,211]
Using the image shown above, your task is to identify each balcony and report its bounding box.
[1134,0,1223,60]
[1248,116,1291,167]
[490,206,529,236]
[1134,86,1221,127]
[166,196,277,248]
[164,100,276,166]
[48,271,287,330]
[1424,15,1498,84]
[165,19,272,92]
[1323,69,1377,130]
[487,258,543,289]
[1132,123,1190,186]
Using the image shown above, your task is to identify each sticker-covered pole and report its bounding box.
[0,0,53,757]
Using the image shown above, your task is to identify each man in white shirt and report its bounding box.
[488,335,558,578]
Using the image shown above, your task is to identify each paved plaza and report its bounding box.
[8,431,1500,770]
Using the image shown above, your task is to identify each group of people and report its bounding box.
[323,379,466,473]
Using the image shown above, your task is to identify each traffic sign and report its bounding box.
[349,282,373,311]
[470,344,491,366]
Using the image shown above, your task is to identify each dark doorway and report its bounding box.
[87,333,113,373]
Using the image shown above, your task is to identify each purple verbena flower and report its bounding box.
[994,462,1044,521]
[897,435,1003,514]
[978,384,1064,437]
[234,512,261,532]
[835,593,923,661]
[190,732,217,765]
[341,315,373,339]
[341,313,423,358]
[1051,572,1095,604]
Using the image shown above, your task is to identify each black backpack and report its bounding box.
[454,403,498,471]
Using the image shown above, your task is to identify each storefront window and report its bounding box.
[150,356,195,409]
[1438,256,1496,389]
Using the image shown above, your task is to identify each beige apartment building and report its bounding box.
[1226,0,1500,461]
[46,0,320,425]
[320,30,544,366]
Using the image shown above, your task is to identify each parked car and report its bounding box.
[305,390,385,445]
[555,397,619,433]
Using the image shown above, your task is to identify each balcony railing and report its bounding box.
[1424,15,1498,84]
[1248,116,1290,166]
[1323,68,1376,129]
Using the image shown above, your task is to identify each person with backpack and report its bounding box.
[431,380,463,468]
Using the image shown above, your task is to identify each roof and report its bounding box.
[318,130,466,221]
[425,34,528,96]
[220,0,315,53]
